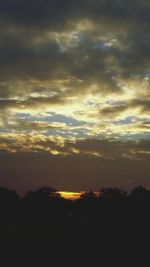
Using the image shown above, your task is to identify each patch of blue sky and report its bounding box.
[46,113,87,126]
[68,129,89,137]
[92,43,111,51]
[113,133,150,141]
[15,113,31,119]
[15,112,87,127]
[114,116,134,125]
[0,128,9,133]
[95,132,150,142]
[125,133,150,141]
[114,116,149,126]
[144,73,150,78]
[74,32,91,48]
[45,128,89,138]
[105,100,125,106]
[44,129,60,137]
[131,72,150,79]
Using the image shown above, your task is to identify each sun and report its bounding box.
[59,191,82,200]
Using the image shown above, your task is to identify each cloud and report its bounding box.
[0,0,149,145]
[0,132,150,161]
[130,99,150,113]
[0,137,150,193]
[1,0,150,193]
[99,104,127,118]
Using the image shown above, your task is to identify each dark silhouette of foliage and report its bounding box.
[80,190,97,199]
[23,186,60,202]
[130,185,150,199]
[100,187,127,200]
[0,184,150,250]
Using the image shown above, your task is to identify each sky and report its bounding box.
[0,0,150,194]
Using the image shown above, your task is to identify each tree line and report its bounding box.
[0,185,150,241]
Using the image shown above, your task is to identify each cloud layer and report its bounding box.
[0,0,150,191]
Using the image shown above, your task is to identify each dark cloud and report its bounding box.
[67,138,150,160]
[99,104,127,117]
[139,122,150,130]
[0,138,150,193]
[8,121,64,131]
[0,31,72,82]
[0,0,149,122]
[98,98,150,118]
[0,0,149,84]
[1,0,149,26]
[0,134,150,160]
[0,0,73,29]
[0,94,66,111]
[131,99,150,113]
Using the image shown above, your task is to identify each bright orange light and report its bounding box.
[59,191,82,200]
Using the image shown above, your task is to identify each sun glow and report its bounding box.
[59,191,82,200]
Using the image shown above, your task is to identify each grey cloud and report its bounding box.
[1,135,150,160]
[98,98,150,118]
[8,121,64,131]
[0,95,66,110]
[67,139,150,159]
[0,137,150,193]
[0,0,149,82]
[99,104,127,117]
[0,0,149,120]
[1,1,149,26]
[131,99,150,113]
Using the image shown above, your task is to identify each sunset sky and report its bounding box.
[0,0,150,194]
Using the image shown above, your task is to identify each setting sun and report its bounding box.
[59,191,82,200]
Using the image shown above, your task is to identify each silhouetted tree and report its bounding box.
[97,188,128,228]
[100,187,127,200]
[130,185,150,199]
[80,190,97,200]
[0,187,21,238]
[23,186,60,202]
[1,184,150,243]
[128,185,150,228]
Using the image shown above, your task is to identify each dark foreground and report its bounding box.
[0,186,150,264]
